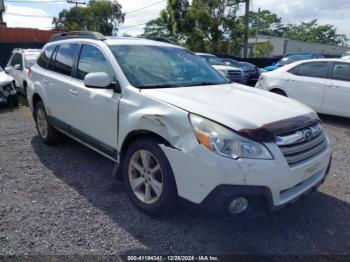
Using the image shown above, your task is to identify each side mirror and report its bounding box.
[84,72,121,93]
[4,67,11,73]
[224,61,230,65]
[84,72,111,88]
[14,64,23,70]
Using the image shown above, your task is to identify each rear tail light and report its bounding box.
[28,67,32,78]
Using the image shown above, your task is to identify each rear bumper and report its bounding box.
[197,155,332,219]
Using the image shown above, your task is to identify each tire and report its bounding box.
[122,138,178,215]
[34,101,61,144]
[271,89,287,97]
[7,95,19,107]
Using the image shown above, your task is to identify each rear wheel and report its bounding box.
[122,138,178,215]
[270,89,287,97]
[34,101,61,144]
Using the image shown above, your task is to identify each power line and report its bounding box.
[119,22,146,30]
[4,11,52,18]
[5,0,65,3]
[125,0,165,15]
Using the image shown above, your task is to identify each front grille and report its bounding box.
[277,123,328,166]
[227,70,242,77]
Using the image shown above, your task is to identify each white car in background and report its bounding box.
[256,59,350,118]
[5,49,41,96]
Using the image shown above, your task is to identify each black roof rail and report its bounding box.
[49,31,107,42]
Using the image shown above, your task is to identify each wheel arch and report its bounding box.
[269,87,288,96]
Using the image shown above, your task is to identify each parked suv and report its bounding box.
[5,48,41,95]
[196,53,246,84]
[28,32,331,218]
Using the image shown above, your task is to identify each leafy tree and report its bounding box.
[243,10,286,37]
[285,20,347,45]
[53,0,125,35]
[253,42,273,57]
[142,17,172,38]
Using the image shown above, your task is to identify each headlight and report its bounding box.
[217,69,228,77]
[189,114,273,160]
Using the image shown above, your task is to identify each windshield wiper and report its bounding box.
[184,82,224,87]
[138,84,179,89]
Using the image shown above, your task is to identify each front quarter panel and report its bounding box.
[118,87,198,153]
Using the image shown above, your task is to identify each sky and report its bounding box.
[2,0,349,39]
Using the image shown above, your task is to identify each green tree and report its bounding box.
[285,19,347,45]
[53,0,125,35]
[243,9,286,37]
[142,17,172,38]
[253,42,273,57]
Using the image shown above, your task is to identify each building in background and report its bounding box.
[245,34,347,57]
[0,27,59,67]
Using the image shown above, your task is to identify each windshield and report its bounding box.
[223,59,241,68]
[25,55,39,68]
[109,45,228,88]
[200,55,224,65]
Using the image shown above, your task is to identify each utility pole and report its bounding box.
[243,0,250,58]
[255,7,260,57]
[67,0,86,30]
[0,0,6,26]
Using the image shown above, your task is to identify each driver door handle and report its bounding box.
[69,89,79,96]
[327,84,339,89]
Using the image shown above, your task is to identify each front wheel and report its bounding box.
[7,95,19,107]
[122,138,178,215]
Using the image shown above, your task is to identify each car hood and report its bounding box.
[0,71,14,83]
[212,65,242,71]
[141,83,314,131]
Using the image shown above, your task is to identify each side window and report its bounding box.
[290,62,329,78]
[10,53,22,66]
[37,45,56,69]
[77,44,114,81]
[331,62,350,81]
[52,43,79,76]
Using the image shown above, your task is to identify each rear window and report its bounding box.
[290,62,329,78]
[331,62,350,81]
[37,45,56,69]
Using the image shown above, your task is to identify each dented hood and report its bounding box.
[141,83,315,131]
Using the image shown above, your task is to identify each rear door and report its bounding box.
[322,62,350,117]
[44,43,80,126]
[284,61,330,112]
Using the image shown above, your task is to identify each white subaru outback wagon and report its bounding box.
[28,32,332,218]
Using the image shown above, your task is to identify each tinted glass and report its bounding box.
[109,45,227,88]
[292,62,329,78]
[77,44,114,80]
[37,45,56,69]
[10,53,22,66]
[331,63,350,81]
[52,43,79,76]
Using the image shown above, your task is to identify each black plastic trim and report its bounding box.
[48,116,118,160]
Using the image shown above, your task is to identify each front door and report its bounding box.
[323,62,350,118]
[67,44,120,156]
